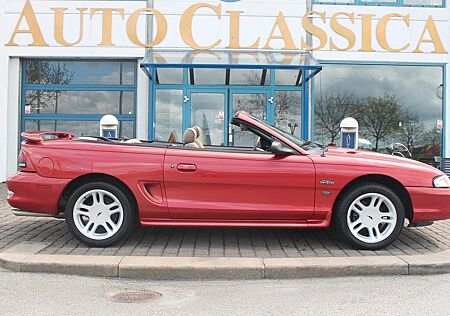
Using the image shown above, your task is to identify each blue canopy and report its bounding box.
[141,49,322,82]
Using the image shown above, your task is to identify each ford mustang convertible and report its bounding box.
[6,112,450,249]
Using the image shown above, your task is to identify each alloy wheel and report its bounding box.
[73,189,124,240]
[346,192,397,244]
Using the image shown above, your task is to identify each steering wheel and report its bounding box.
[392,151,405,158]
[252,136,264,152]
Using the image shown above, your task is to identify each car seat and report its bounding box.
[124,138,142,144]
[182,128,199,148]
[192,126,204,148]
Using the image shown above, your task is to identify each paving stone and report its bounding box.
[1,183,450,258]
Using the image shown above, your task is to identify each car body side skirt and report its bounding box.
[140,214,332,229]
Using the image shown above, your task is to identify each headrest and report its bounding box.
[183,128,197,144]
[124,138,142,144]
[192,126,202,139]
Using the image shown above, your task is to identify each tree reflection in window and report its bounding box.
[25,61,74,131]
[23,60,137,137]
[275,91,301,138]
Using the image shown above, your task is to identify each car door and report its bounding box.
[163,144,315,221]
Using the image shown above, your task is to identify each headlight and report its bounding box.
[433,174,450,188]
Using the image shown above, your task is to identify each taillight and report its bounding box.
[18,150,26,167]
[18,151,26,168]
[18,150,35,172]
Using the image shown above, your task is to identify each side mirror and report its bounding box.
[269,140,294,155]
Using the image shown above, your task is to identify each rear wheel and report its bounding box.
[335,183,405,250]
[65,181,136,247]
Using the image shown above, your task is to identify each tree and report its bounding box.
[357,94,403,151]
[396,111,425,156]
[25,61,73,130]
[26,60,73,86]
[422,127,443,147]
[274,90,301,136]
[26,61,74,113]
[315,93,359,144]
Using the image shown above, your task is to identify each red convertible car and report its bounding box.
[6,112,450,249]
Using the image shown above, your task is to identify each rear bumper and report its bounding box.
[407,187,450,223]
[6,172,70,216]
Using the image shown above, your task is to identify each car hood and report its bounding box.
[308,146,443,186]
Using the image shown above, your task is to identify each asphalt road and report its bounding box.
[0,271,448,316]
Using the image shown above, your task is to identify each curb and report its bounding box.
[1,250,450,279]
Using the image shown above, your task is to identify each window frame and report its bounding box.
[21,59,138,138]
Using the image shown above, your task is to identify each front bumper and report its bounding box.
[6,172,70,216]
[407,187,450,223]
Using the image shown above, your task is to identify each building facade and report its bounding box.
[0,0,448,181]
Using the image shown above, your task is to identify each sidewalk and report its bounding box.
[1,183,450,279]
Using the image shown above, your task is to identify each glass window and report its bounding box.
[275,91,302,138]
[154,89,183,142]
[25,60,135,85]
[232,93,267,147]
[314,0,355,3]
[22,59,137,139]
[192,68,226,85]
[156,68,183,85]
[315,64,443,167]
[120,121,135,138]
[275,70,302,86]
[191,93,225,146]
[361,0,396,2]
[24,90,134,115]
[232,93,267,119]
[229,69,270,85]
[403,0,442,4]
[24,120,134,138]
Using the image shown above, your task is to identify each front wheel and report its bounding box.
[335,183,405,250]
[65,182,136,247]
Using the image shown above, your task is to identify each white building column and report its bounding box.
[445,64,450,160]
[0,56,7,182]
[136,60,149,139]
[6,58,20,180]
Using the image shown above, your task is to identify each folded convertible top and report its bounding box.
[21,131,75,144]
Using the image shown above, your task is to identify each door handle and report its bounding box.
[176,164,197,172]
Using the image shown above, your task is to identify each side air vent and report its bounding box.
[440,158,450,176]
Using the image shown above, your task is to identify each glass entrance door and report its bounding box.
[187,90,227,146]
[153,88,273,146]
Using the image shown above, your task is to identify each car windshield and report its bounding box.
[242,113,320,150]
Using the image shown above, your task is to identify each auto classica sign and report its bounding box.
[5,0,447,54]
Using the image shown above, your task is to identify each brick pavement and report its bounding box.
[1,183,450,258]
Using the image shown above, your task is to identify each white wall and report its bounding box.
[311,5,448,63]
[0,0,8,182]
[153,0,308,49]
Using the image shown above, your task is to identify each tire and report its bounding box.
[335,183,405,250]
[65,181,137,247]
